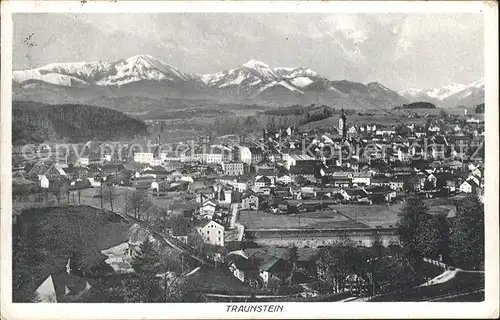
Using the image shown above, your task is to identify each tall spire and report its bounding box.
[338,108,347,139]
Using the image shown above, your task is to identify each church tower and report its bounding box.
[338,108,347,139]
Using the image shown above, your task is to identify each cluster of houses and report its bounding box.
[16,107,487,301]
[13,108,485,249]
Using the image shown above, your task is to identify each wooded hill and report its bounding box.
[13,101,148,145]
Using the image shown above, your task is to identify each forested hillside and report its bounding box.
[394,102,437,110]
[12,101,148,145]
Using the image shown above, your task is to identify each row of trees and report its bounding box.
[89,239,187,302]
[314,194,484,296]
[398,195,484,270]
[13,101,148,145]
[209,105,335,137]
[314,234,413,296]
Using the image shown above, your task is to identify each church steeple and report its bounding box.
[338,108,347,139]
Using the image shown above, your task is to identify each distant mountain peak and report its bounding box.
[242,59,270,69]
[399,77,484,107]
[275,66,318,79]
[469,77,484,88]
[367,82,390,91]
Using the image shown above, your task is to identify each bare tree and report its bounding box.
[102,182,117,211]
[126,190,151,220]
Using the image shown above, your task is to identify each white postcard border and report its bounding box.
[1,1,498,319]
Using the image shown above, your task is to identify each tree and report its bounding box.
[475,103,484,114]
[439,109,448,119]
[126,238,164,302]
[434,214,451,263]
[397,198,441,265]
[403,175,420,195]
[60,180,70,204]
[164,214,190,237]
[370,233,385,259]
[315,245,367,293]
[449,194,484,270]
[187,231,205,254]
[12,232,44,302]
[289,245,299,271]
[93,241,188,303]
[126,190,150,219]
[102,182,116,212]
[132,238,161,274]
[423,178,435,191]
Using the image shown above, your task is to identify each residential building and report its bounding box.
[241,193,259,210]
[352,172,371,186]
[200,200,217,219]
[133,152,154,164]
[224,162,245,176]
[389,178,404,191]
[235,146,252,165]
[276,173,293,185]
[255,176,273,189]
[196,220,225,246]
[249,147,264,164]
[459,179,479,193]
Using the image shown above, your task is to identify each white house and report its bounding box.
[38,175,50,189]
[459,180,478,193]
[397,148,409,162]
[276,174,293,185]
[347,126,357,134]
[151,181,159,192]
[77,156,101,166]
[352,172,371,186]
[217,177,248,192]
[200,200,216,219]
[87,177,102,187]
[471,167,482,178]
[134,152,154,164]
[235,146,252,165]
[466,117,482,124]
[206,152,223,164]
[428,125,441,132]
[196,220,225,246]
[389,179,404,191]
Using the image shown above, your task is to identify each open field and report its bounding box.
[238,209,370,230]
[328,204,402,228]
[240,199,454,230]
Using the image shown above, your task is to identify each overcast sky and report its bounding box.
[13,13,483,91]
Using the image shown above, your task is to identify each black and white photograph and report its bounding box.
[1,1,498,319]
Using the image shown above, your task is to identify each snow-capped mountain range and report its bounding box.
[13,54,197,88]
[399,78,484,107]
[12,54,480,113]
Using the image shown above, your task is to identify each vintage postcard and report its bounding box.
[1,1,498,319]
